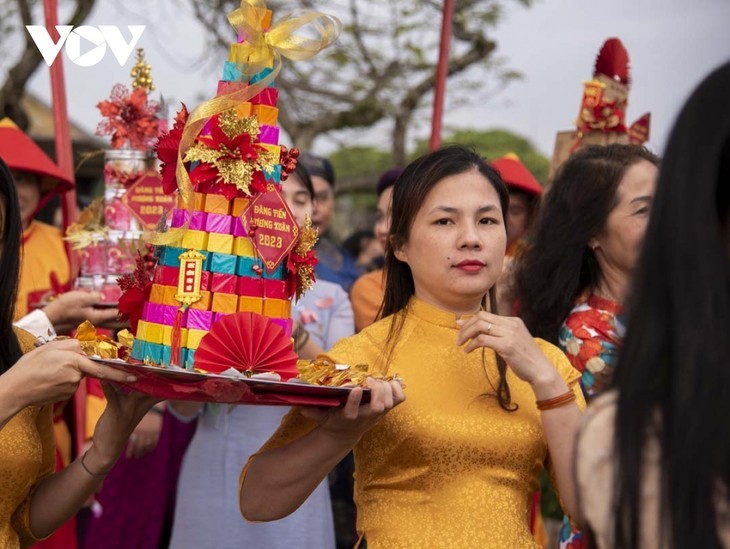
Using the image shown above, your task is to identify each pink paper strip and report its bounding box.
[170,209,208,231]
[270,318,293,339]
[186,309,214,330]
[205,213,233,234]
[231,217,247,237]
[258,125,279,145]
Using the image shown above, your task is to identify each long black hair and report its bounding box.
[381,145,516,410]
[612,62,730,548]
[0,158,25,372]
[514,144,658,344]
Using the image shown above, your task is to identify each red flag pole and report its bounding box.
[43,0,85,459]
[43,0,78,276]
[429,0,455,151]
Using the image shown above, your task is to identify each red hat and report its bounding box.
[0,117,73,194]
[491,153,542,196]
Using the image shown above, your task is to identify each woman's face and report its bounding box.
[374,185,393,251]
[310,176,334,234]
[394,168,506,313]
[12,170,41,230]
[506,190,531,247]
[591,159,659,279]
[281,174,313,227]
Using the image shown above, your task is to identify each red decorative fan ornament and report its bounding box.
[594,37,631,85]
[194,312,299,379]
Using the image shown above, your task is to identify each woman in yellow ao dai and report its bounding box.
[240,146,585,548]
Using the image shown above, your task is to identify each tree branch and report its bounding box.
[349,0,378,78]
[1,0,94,128]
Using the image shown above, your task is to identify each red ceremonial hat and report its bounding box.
[491,153,542,196]
[0,117,73,194]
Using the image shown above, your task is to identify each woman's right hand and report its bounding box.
[299,377,405,444]
[2,339,137,410]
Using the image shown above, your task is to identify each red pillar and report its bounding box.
[43,0,85,459]
[429,0,455,151]
[43,0,78,277]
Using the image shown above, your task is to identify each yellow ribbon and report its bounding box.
[146,0,341,247]
[227,0,341,73]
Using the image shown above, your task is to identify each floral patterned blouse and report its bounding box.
[558,293,625,399]
[557,292,625,548]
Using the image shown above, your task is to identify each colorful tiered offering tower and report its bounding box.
[128,4,336,373]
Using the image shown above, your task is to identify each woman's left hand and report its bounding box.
[456,312,556,385]
[85,384,161,473]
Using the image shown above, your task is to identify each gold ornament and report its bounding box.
[219,109,260,140]
[292,213,318,299]
[130,48,155,91]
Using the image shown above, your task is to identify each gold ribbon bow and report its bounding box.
[227,0,342,73]
[147,0,341,247]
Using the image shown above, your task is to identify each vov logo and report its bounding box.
[26,25,146,67]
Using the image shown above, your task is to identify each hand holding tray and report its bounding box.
[91,357,371,407]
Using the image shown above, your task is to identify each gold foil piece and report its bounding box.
[117,329,135,348]
[65,198,107,250]
[75,321,133,360]
[296,355,400,387]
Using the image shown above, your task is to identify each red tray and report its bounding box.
[92,358,369,407]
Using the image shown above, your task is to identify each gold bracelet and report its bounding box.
[80,451,111,479]
[536,390,576,411]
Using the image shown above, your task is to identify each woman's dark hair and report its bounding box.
[611,62,730,548]
[381,145,515,410]
[291,162,315,200]
[0,158,25,373]
[514,144,659,344]
[298,153,335,189]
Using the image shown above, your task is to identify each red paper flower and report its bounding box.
[96,84,160,150]
[117,248,156,335]
[183,109,277,196]
[196,117,266,165]
[118,284,151,335]
[155,104,189,195]
[250,170,268,195]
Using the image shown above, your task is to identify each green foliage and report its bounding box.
[413,128,550,184]
[328,146,395,182]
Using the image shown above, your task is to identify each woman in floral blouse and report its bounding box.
[514,144,659,546]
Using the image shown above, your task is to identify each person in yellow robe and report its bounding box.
[0,157,156,549]
[240,146,585,548]
[0,118,119,548]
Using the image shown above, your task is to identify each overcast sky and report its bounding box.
[23,0,730,158]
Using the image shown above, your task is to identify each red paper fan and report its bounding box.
[594,37,630,85]
[194,312,299,379]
